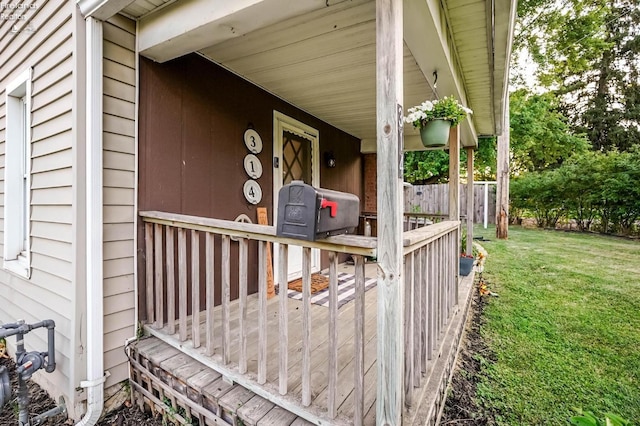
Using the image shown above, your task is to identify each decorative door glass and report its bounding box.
[282,131,312,185]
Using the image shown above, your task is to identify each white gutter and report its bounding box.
[77,0,134,20]
[76,16,107,426]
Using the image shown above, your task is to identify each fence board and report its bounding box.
[405,183,496,224]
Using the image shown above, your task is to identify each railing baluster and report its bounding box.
[221,235,230,365]
[414,247,422,386]
[154,224,164,329]
[328,251,339,418]
[444,234,449,323]
[450,232,455,316]
[145,222,154,325]
[451,232,455,313]
[404,251,414,406]
[429,243,435,360]
[238,238,248,374]
[434,240,440,354]
[455,227,460,306]
[302,247,312,407]
[191,230,201,348]
[440,238,445,334]
[421,246,428,371]
[354,254,365,425]
[205,232,215,355]
[439,238,444,334]
[178,228,188,341]
[166,226,176,335]
[258,240,268,384]
[278,243,289,395]
[448,232,453,317]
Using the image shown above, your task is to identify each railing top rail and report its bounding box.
[403,220,460,253]
[403,212,449,218]
[140,210,377,257]
[403,213,467,220]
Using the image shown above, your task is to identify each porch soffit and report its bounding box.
[129,0,513,149]
[446,0,517,136]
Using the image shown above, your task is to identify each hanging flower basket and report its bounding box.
[419,118,451,147]
[404,96,473,148]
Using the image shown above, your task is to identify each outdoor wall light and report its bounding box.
[324,151,336,168]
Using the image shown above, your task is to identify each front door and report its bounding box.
[273,111,320,281]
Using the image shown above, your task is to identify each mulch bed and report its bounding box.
[0,357,163,426]
[440,288,497,425]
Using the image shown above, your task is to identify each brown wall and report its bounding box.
[137,54,363,316]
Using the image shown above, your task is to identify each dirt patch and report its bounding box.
[440,288,497,425]
[0,357,163,426]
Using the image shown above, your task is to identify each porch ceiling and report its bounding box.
[117,0,515,149]
[197,0,438,146]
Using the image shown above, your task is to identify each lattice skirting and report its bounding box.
[128,342,234,426]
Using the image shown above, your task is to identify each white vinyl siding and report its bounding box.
[0,0,75,407]
[102,14,137,389]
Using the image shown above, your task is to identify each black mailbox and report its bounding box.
[276,181,360,241]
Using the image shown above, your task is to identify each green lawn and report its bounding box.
[473,226,640,425]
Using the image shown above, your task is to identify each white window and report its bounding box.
[4,68,32,278]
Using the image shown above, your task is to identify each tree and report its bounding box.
[510,89,589,174]
[403,137,498,185]
[403,150,450,184]
[513,0,640,152]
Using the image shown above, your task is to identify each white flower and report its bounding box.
[421,100,434,111]
[404,96,470,128]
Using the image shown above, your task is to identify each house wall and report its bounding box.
[0,0,77,409]
[102,14,137,389]
[137,54,363,316]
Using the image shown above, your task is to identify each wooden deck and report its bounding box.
[137,211,470,425]
[130,266,477,425]
[137,263,379,425]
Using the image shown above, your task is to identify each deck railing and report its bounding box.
[139,211,461,424]
[402,220,460,407]
[139,211,377,424]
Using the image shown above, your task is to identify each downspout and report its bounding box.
[76,15,108,426]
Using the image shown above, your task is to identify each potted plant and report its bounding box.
[459,230,475,276]
[404,96,473,147]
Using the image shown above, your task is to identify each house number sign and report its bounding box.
[243,127,263,204]
[244,129,263,154]
[243,153,263,179]
[243,180,262,204]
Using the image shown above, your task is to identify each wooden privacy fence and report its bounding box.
[405,183,497,225]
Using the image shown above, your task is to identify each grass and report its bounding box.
[472,225,640,425]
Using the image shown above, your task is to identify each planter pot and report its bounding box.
[459,256,474,276]
[419,119,451,147]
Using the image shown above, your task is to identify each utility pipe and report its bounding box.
[76,15,106,426]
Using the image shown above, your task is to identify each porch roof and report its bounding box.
[81,0,516,150]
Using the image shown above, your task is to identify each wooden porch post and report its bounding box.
[448,127,460,221]
[466,147,474,255]
[449,128,461,306]
[376,0,404,423]
[496,102,510,239]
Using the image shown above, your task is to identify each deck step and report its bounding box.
[129,336,311,426]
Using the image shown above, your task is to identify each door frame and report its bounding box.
[272,111,321,281]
